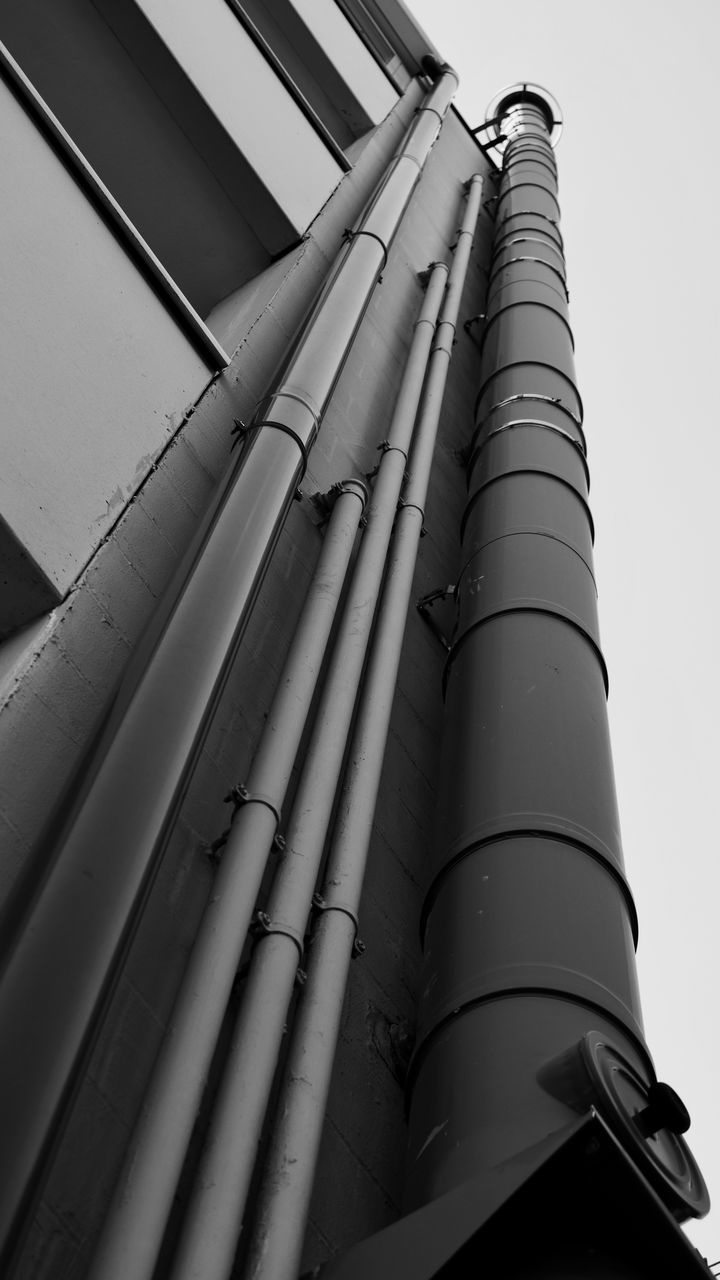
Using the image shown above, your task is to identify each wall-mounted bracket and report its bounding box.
[416,586,456,651]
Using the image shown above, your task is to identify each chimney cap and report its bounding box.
[479,82,563,155]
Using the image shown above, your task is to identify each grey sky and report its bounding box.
[408,0,719,1259]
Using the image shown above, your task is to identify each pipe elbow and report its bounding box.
[421,55,459,87]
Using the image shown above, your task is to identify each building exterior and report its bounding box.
[0,3,710,1279]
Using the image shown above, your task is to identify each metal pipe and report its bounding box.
[244,174,485,1280]
[168,258,452,1280]
[86,479,366,1280]
[403,84,708,1238]
[0,64,458,1269]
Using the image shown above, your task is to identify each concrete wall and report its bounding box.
[0,86,494,1276]
[0,68,215,633]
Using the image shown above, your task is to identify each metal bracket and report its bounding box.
[309,477,368,527]
[342,226,389,280]
[416,585,456,652]
[230,417,249,450]
[464,312,485,334]
[416,260,446,288]
[250,910,304,962]
[365,438,407,482]
[224,783,281,827]
[309,483,342,523]
[454,441,472,469]
[310,893,365,957]
[397,497,426,537]
[206,827,230,867]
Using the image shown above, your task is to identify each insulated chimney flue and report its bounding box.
[404,81,709,1242]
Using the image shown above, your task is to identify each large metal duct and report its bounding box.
[311,84,710,1280]
[401,83,709,1271]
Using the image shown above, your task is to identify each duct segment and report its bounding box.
[415,838,645,1052]
[491,232,566,268]
[490,240,567,285]
[502,152,558,182]
[404,998,654,1213]
[405,86,657,1219]
[461,466,594,550]
[475,363,583,424]
[502,172,559,205]
[486,263,570,313]
[434,613,620,869]
[480,301,576,370]
[466,427,590,506]
[494,211,564,252]
[471,392,586,451]
[496,183,561,224]
[0,67,461,1273]
[454,536,600,650]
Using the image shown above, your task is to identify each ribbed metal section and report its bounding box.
[405,94,652,1213]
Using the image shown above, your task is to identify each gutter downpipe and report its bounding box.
[86,478,367,1280]
[167,258,453,1280]
[0,62,459,1270]
[244,173,485,1280]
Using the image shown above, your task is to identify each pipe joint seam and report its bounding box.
[434,317,457,344]
[488,256,568,294]
[405,988,653,1104]
[461,474,596,545]
[396,150,424,174]
[470,420,590,483]
[413,315,440,335]
[499,209,559,226]
[456,527,597,591]
[445,605,609,695]
[474,363,583,420]
[414,104,444,127]
[419,830,639,949]
[478,391,583,431]
[342,227,389,276]
[479,298,575,351]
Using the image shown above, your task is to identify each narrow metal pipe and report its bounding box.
[86,480,366,1280]
[168,260,452,1280]
[0,65,458,1269]
[244,174,485,1280]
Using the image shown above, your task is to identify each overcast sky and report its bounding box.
[408,0,719,1261]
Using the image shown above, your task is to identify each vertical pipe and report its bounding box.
[168,260,451,1280]
[244,174,485,1280]
[405,87,651,1210]
[0,65,459,1269]
[87,480,367,1280]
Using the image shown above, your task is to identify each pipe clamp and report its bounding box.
[225,783,281,826]
[250,911,304,962]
